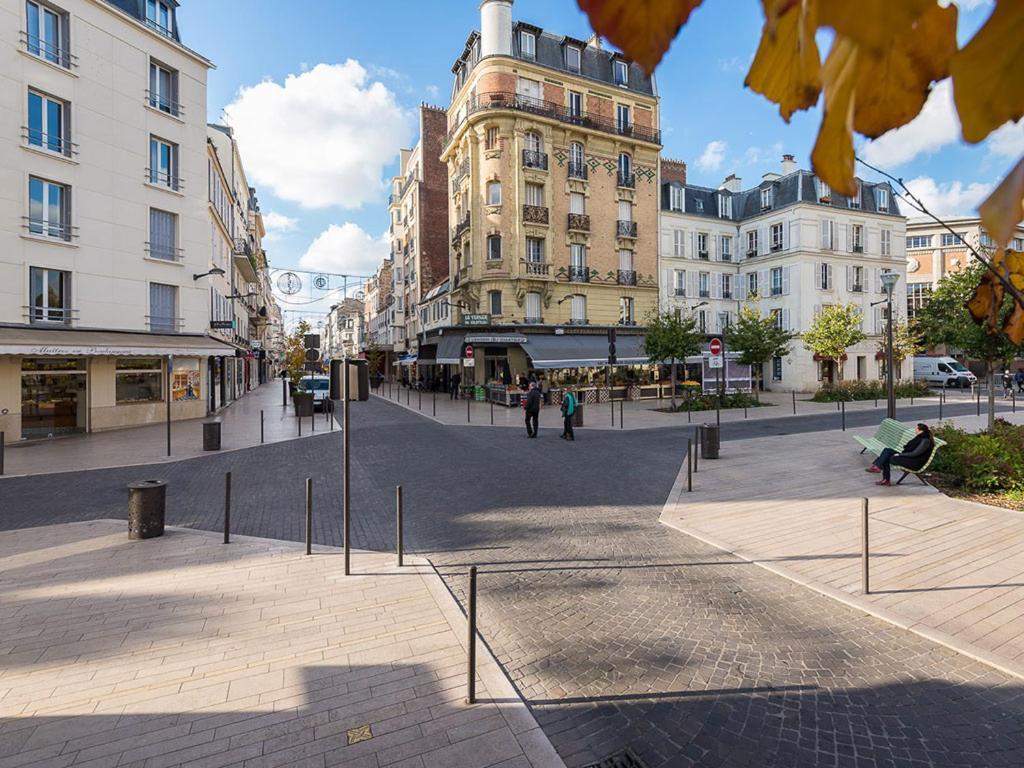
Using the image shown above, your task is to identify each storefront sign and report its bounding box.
[210,320,235,330]
[463,314,490,326]
[463,358,476,368]
[464,334,528,344]
[13,344,229,357]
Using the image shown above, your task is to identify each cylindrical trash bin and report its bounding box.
[294,392,314,417]
[202,421,221,451]
[701,423,720,459]
[573,402,584,428]
[127,480,166,539]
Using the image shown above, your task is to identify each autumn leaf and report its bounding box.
[979,156,1024,249]
[1004,250,1024,344]
[745,0,822,122]
[967,248,1006,334]
[818,0,934,55]
[577,0,704,75]
[852,4,958,138]
[810,37,859,196]
[950,0,1024,144]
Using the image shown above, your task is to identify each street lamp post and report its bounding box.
[879,271,901,420]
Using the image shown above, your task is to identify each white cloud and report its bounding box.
[223,61,412,210]
[696,140,727,172]
[860,80,960,168]
[986,120,1024,161]
[425,84,440,99]
[299,223,390,277]
[262,211,298,239]
[904,176,993,218]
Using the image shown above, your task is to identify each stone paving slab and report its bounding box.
[661,410,1024,680]
[0,520,564,768]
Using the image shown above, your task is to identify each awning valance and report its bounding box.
[436,332,466,365]
[0,327,237,358]
[523,333,648,369]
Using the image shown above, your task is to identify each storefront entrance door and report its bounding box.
[20,359,87,438]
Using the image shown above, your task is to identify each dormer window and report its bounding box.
[614,60,628,86]
[760,187,773,211]
[520,30,536,60]
[669,186,683,212]
[818,179,831,203]
[565,45,581,73]
[876,187,889,211]
[145,0,173,36]
[849,181,861,209]
[717,193,732,218]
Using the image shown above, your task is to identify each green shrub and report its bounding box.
[932,420,1024,493]
[811,379,930,402]
[666,391,768,412]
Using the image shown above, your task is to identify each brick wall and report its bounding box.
[418,105,451,291]
[662,159,687,185]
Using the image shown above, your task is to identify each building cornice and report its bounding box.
[88,0,214,68]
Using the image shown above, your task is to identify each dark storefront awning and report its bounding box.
[435,332,466,365]
[524,334,647,369]
[0,326,237,357]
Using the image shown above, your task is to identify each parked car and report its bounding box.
[296,375,332,410]
[912,356,977,388]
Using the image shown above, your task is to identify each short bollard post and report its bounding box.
[260,410,265,444]
[687,439,693,492]
[862,497,870,594]
[330,401,335,431]
[841,400,846,431]
[837,401,841,412]
[792,390,796,415]
[939,389,943,420]
[298,415,302,437]
[1013,391,1016,414]
[686,391,692,423]
[223,471,231,544]
[311,409,315,433]
[744,403,748,419]
[0,431,4,476]
[467,396,470,423]
[610,396,614,427]
[418,389,422,410]
[305,477,312,556]
[406,387,410,406]
[396,485,404,567]
[619,398,623,430]
[433,390,437,416]
[874,395,878,408]
[466,566,477,705]
[977,386,981,417]
[490,400,494,425]
[694,426,700,472]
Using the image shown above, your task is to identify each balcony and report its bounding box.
[451,214,471,245]
[616,122,633,137]
[853,244,864,253]
[567,213,590,232]
[145,169,183,192]
[23,217,76,242]
[25,306,77,326]
[523,316,543,324]
[568,266,590,283]
[698,251,709,260]
[617,171,635,189]
[444,91,662,149]
[567,318,589,326]
[617,270,637,286]
[233,238,259,282]
[522,149,548,170]
[522,204,549,225]
[746,249,758,259]
[20,30,77,70]
[521,260,551,278]
[147,316,184,333]
[568,161,588,180]
[145,242,184,262]
[771,243,783,252]
[21,127,78,159]
[616,220,638,239]
[673,288,686,297]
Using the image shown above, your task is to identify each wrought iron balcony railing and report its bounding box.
[523,205,549,225]
[146,90,184,117]
[522,149,548,170]
[568,161,588,180]
[616,220,638,238]
[617,171,635,189]
[568,266,590,283]
[567,213,590,232]
[617,270,637,286]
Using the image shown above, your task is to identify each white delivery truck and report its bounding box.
[912,356,977,388]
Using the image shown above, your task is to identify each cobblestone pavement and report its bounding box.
[2,398,1024,767]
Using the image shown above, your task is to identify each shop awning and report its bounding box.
[0,326,237,357]
[397,354,417,366]
[524,334,648,369]
[436,332,466,365]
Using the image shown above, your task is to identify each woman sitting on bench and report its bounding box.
[866,423,934,486]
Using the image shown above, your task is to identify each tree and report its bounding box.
[725,301,796,394]
[876,320,924,380]
[283,320,311,386]
[643,310,703,411]
[915,265,1022,430]
[803,304,866,383]
[365,342,383,378]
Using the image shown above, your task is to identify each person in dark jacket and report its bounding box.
[450,371,461,400]
[524,382,541,438]
[866,423,935,486]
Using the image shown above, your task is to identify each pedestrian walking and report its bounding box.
[1003,370,1014,399]
[450,371,461,400]
[524,382,541,438]
[560,390,577,441]
[1016,368,1024,394]
[866,423,934,486]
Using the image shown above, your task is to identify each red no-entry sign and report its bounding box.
[465,344,474,359]
[709,338,723,356]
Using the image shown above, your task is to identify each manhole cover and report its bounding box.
[583,748,649,768]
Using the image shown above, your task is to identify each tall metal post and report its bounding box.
[343,360,351,576]
[166,355,172,457]
[1,432,5,476]
[305,477,312,555]
[861,497,870,594]
[466,566,477,704]
[841,400,846,431]
[396,485,404,567]
[619,398,623,430]
[687,439,693,492]
[885,295,896,420]
[792,390,796,415]
[223,471,231,544]
[260,410,264,444]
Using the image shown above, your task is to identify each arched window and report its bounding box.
[617,152,631,179]
[570,142,584,166]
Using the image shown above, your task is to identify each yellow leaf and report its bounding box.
[577,0,703,76]
[979,156,1024,248]
[818,0,934,55]
[852,4,958,138]
[811,37,859,196]
[967,248,1006,333]
[745,0,822,122]
[1004,302,1024,345]
[951,0,1024,144]
[1005,250,1024,344]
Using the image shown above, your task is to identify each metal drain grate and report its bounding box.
[583,748,650,768]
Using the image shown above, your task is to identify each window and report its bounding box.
[488,290,502,316]
[568,91,583,118]
[570,294,587,323]
[617,152,632,181]
[619,248,633,273]
[980,230,992,247]
[722,274,732,299]
[718,312,731,333]
[26,1,67,67]
[697,310,707,334]
[907,282,931,321]
[565,44,581,72]
[747,271,758,297]
[525,182,544,207]
[673,269,686,296]
[1013,237,1024,252]
[149,136,179,190]
[697,232,709,259]
[27,89,68,155]
[746,230,758,257]
[619,297,635,325]
[520,30,536,59]
[669,186,683,211]
[28,176,69,240]
[614,59,629,86]
[772,309,785,330]
[818,180,831,201]
[760,187,773,210]
[906,234,933,249]
[486,180,501,205]
[694,199,704,212]
[618,199,633,222]
[487,234,503,262]
[876,187,889,211]
[881,229,891,256]
[818,262,833,290]
[149,61,179,115]
[772,356,783,381]
[941,232,966,247]
[570,243,587,281]
[849,182,861,209]
[720,235,732,261]
[569,141,584,166]
[770,223,784,251]
[525,237,544,262]
[145,0,173,36]
[148,208,178,260]
[616,104,631,133]
[673,230,685,257]
[485,126,498,149]
[821,219,836,250]
[525,292,542,322]
[570,192,585,214]
[852,224,864,252]
[115,358,163,403]
[770,267,784,296]
[29,266,70,323]
[850,265,865,293]
[149,282,178,332]
[698,271,710,298]
[717,193,732,218]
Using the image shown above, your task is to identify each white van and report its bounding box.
[912,356,977,388]
[296,375,332,410]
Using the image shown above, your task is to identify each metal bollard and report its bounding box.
[330,401,335,431]
[977,386,981,417]
[490,400,494,425]
[396,485,403,567]
[406,387,410,406]
[224,471,231,544]
[298,415,302,437]
[694,426,700,472]
[418,388,422,410]
[306,477,312,555]
[744,403,748,419]
[1013,391,1016,414]
[687,439,693,492]
[260,410,265,444]
[939,391,943,421]
[611,396,615,427]
[467,396,470,423]
[466,566,477,705]
[841,400,846,431]
[311,410,315,433]
[282,377,287,406]
[862,497,870,594]
[792,390,796,415]
[687,391,692,423]
[0,431,4,476]
[619,398,623,430]
[433,390,437,416]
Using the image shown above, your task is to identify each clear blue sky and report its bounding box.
[176,0,1016,322]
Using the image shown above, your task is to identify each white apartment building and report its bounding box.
[323,298,364,362]
[0,0,237,442]
[660,155,907,391]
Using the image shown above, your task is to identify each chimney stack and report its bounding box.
[720,174,742,193]
[781,154,796,175]
[480,0,513,58]
[586,32,602,49]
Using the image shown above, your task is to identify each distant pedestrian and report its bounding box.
[866,423,934,486]
[524,382,541,438]
[450,371,462,400]
[1016,368,1024,393]
[1003,370,1014,399]
[540,376,551,405]
[560,390,577,441]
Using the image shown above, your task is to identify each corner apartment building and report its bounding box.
[0,0,237,442]
[436,0,661,385]
[387,104,449,369]
[323,297,364,362]
[660,155,907,391]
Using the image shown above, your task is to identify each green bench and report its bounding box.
[854,418,946,485]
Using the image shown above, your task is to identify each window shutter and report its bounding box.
[735,275,746,301]
[782,308,791,331]
[758,269,769,296]
[782,266,791,295]
[827,263,833,290]
[845,223,852,252]
[662,269,672,295]
[713,273,723,299]
[846,265,853,291]
[814,262,822,289]
[821,221,829,249]
[782,221,789,251]
[688,271,698,298]
[689,231,695,259]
